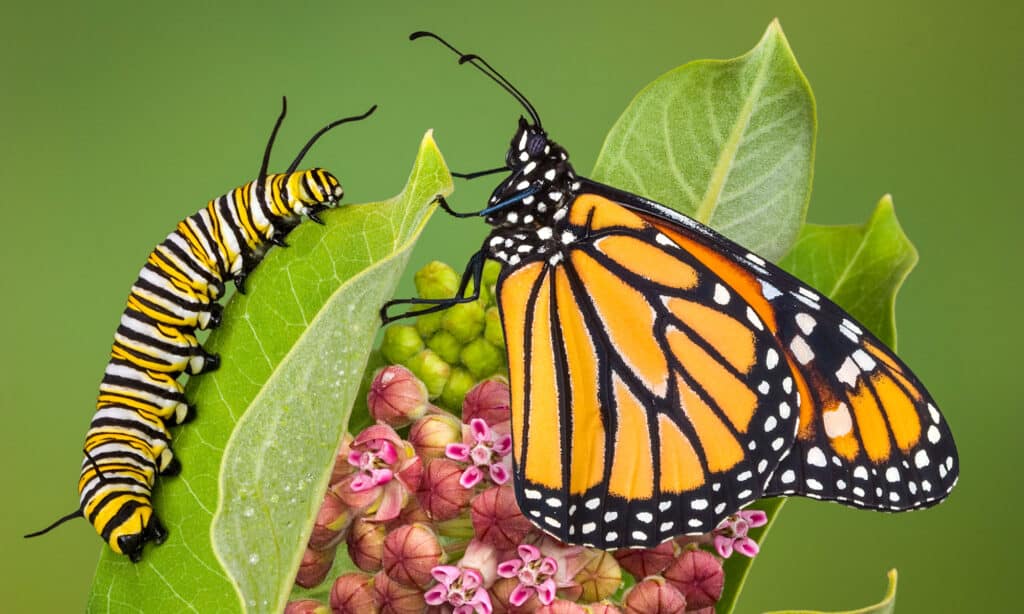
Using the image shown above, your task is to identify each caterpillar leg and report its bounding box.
[160,455,182,476]
[186,346,220,375]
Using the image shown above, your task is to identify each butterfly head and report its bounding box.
[484,117,579,229]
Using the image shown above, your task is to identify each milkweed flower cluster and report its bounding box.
[286,259,767,613]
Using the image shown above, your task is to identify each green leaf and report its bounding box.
[592,19,816,261]
[779,195,918,349]
[87,132,453,614]
[764,569,898,614]
[716,196,918,613]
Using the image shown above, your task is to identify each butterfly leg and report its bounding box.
[380,249,485,323]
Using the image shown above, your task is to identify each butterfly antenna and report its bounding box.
[24,509,83,539]
[286,104,378,174]
[259,96,288,180]
[409,31,543,128]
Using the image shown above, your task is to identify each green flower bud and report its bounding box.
[415,261,459,300]
[439,367,477,410]
[404,349,450,399]
[460,338,504,379]
[380,324,424,365]
[441,301,486,343]
[415,310,444,338]
[426,330,463,365]
[482,258,501,291]
[484,306,504,348]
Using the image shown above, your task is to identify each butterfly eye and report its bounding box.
[526,134,548,156]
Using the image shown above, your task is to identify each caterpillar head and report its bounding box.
[282,168,345,220]
[109,507,167,562]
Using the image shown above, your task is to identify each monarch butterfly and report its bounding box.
[383,32,959,549]
[26,98,377,561]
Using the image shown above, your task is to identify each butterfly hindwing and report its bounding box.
[499,193,801,548]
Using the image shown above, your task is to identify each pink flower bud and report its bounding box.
[534,600,588,614]
[416,458,474,521]
[329,573,378,614]
[381,523,444,589]
[471,485,535,551]
[347,518,386,573]
[460,538,500,587]
[284,599,331,614]
[462,378,512,426]
[408,411,463,460]
[623,576,687,613]
[372,570,427,614]
[574,550,622,603]
[309,489,353,550]
[587,602,624,614]
[368,365,430,428]
[662,548,724,609]
[613,541,676,578]
[295,546,337,589]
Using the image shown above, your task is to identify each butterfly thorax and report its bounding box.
[483,120,583,267]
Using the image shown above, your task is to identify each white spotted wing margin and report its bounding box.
[501,190,801,550]
[583,178,959,514]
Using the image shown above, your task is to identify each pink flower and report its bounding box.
[445,418,512,488]
[497,544,558,606]
[462,378,512,426]
[338,424,423,523]
[712,509,768,558]
[423,565,493,614]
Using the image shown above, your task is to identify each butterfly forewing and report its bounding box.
[499,194,801,548]
[605,182,959,513]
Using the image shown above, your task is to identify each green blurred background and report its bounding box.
[2,1,1019,611]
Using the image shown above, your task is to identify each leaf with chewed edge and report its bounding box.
[87,132,452,614]
[592,19,816,261]
[717,197,917,614]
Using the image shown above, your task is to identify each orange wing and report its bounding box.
[499,185,958,548]
[499,194,800,548]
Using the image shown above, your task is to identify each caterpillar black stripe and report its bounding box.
[26,98,376,561]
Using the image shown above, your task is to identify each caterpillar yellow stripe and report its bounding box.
[27,98,376,561]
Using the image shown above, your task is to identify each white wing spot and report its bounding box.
[852,349,877,371]
[764,416,778,432]
[928,404,941,423]
[687,519,703,528]
[835,356,860,387]
[806,479,823,491]
[691,499,709,511]
[771,437,785,451]
[766,348,779,369]
[636,512,653,524]
[604,511,618,522]
[746,253,766,266]
[779,401,792,420]
[662,521,676,532]
[714,283,730,305]
[790,336,815,365]
[854,466,869,481]
[886,467,900,483]
[585,498,600,509]
[631,530,648,541]
[823,402,853,438]
[525,489,542,500]
[582,522,596,534]
[546,497,562,508]
[738,471,753,481]
[782,377,793,394]
[795,312,817,335]
[747,307,764,331]
[807,447,827,468]
[927,425,941,444]
[758,381,770,394]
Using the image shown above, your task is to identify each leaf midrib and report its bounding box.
[694,40,775,225]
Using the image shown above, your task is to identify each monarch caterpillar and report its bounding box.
[27,98,377,561]
[383,33,959,549]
